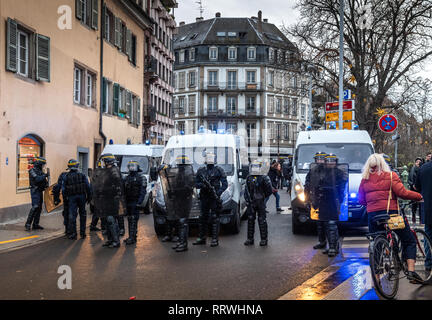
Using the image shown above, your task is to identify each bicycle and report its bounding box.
[366,201,432,299]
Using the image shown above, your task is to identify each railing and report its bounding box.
[201,82,263,91]
[143,105,157,124]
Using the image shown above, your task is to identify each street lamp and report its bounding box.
[307,64,317,128]
[273,126,284,158]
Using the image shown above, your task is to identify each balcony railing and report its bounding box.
[143,105,157,125]
[201,82,263,91]
[144,56,158,84]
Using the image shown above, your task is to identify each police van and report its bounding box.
[101,143,164,214]
[290,129,374,234]
[151,130,249,235]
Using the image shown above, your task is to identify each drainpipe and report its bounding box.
[99,0,107,147]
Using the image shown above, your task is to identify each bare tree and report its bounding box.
[284,0,432,138]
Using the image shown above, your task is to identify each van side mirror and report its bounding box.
[239,165,249,179]
[150,167,158,181]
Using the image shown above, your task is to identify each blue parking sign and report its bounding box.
[343,89,351,100]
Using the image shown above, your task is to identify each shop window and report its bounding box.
[17,135,44,190]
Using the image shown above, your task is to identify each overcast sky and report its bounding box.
[174,0,431,80]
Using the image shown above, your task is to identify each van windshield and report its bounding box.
[163,147,235,176]
[119,156,150,174]
[296,143,373,173]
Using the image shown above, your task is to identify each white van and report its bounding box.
[290,129,374,234]
[151,132,249,235]
[101,143,164,214]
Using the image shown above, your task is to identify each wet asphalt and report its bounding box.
[0,192,348,300]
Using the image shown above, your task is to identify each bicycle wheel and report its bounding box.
[413,229,432,282]
[369,236,400,299]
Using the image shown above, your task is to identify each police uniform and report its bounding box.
[62,160,91,240]
[53,171,70,234]
[25,157,49,231]
[123,161,147,245]
[193,152,228,247]
[244,160,273,246]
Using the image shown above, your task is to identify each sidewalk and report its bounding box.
[0,209,69,253]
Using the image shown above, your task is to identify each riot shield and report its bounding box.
[44,184,63,213]
[309,163,349,221]
[91,166,126,217]
[159,164,195,220]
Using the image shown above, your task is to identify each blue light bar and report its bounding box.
[217,129,225,134]
[198,126,205,133]
[180,130,185,135]
[350,193,357,199]
[145,140,150,145]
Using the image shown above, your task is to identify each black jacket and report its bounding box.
[408,165,420,188]
[267,167,280,189]
[196,165,228,198]
[415,161,432,225]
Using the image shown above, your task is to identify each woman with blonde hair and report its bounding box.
[358,153,423,283]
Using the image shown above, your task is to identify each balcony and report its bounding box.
[201,82,263,92]
[143,105,157,125]
[144,56,159,84]
[202,109,263,120]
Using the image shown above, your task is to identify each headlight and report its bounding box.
[295,184,302,192]
[298,192,305,202]
[155,182,166,208]
[220,183,234,205]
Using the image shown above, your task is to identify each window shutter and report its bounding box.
[126,30,132,61]
[114,17,120,48]
[36,34,50,82]
[102,77,107,113]
[127,91,132,123]
[113,83,119,115]
[76,0,83,20]
[137,98,141,126]
[91,0,98,30]
[6,18,18,73]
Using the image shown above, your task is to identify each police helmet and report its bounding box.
[127,161,140,172]
[32,156,46,167]
[175,155,191,165]
[382,154,391,165]
[205,151,216,165]
[314,152,327,162]
[67,159,80,170]
[325,153,338,163]
[101,154,117,165]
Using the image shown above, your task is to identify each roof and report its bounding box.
[102,144,164,157]
[174,17,297,51]
[296,130,374,146]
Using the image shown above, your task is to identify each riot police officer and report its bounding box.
[53,168,70,235]
[62,160,91,240]
[194,151,228,247]
[305,152,328,250]
[244,159,273,246]
[25,157,49,231]
[123,161,147,245]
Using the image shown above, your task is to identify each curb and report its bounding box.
[0,230,66,254]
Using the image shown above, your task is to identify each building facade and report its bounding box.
[143,0,177,145]
[0,0,153,222]
[173,12,310,158]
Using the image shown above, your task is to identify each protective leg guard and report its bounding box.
[210,214,220,247]
[193,214,208,245]
[314,221,327,249]
[176,219,189,252]
[244,217,255,246]
[106,216,120,248]
[258,216,268,246]
[327,220,339,257]
[25,208,36,231]
[125,216,138,245]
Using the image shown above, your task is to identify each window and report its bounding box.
[102,78,112,114]
[17,31,29,77]
[284,98,289,114]
[284,123,290,140]
[188,95,196,113]
[247,47,256,60]
[228,32,236,37]
[246,70,256,84]
[276,72,282,89]
[269,48,275,62]
[268,95,274,113]
[208,71,218,86]
[246,123,256,140]
[291,75,298,89]
[178,97,185,113]
[178,72,186,89]
[246,96,256,112]
[268,71,274,87]
[227,96,236,114]
[76,0,98,30]
[227,71,237,89]
[217,32,226,37]
[104,9,110,41]
[226,123,237,134]
[177,121,185,134]
[188,71,196,87]
[179,50,185,63]
[276,97,282,114]
[74,67,82,104]
[86,73,93,106]
[292,99,298,116]
[17,135,43,190]
[301,103,306,119]
[209,47,218,60]
[189,48,195,61]
[208,122,218,132]
[228,47,237,60]
[208,96,218,112]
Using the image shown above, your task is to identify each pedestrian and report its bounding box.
[426,152,432,163]
[409,157,423,224]
[193,151,228,247]
[89,162,105,233]
[244,159,273,246]
[304,152,328,251]
[415,157,432,274]
[265,161,283,213]
[62,159,91,240]
[25,157,49,231]
[53,168,70,235]
[358,153,424,283]
[283,155,293,193]
[123,160,147,245]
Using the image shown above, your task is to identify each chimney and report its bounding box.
[179,21,185,26]
[215,12,221,18]
[257,10,262,34]
[263,18,268,23]
[196,17,204,22]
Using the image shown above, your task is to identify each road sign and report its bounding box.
[325,100,355,112]
[378,114,398,133]
[326,110,354,122]
[343,89,351,100]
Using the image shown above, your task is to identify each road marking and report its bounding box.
[341,237,370,259]
[0,235,39,245]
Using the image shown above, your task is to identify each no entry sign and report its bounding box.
[378,114,398,133]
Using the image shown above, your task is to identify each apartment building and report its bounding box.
[0,0,152,222]
[173,11,310,158]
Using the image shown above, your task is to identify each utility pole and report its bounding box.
[196,0,204,18]
[338,0,344,130]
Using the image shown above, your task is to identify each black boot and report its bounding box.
[313,242,327,249]
[124,216,137,245]
[193,216,208,245]
[244,218,255,246]
[117,216,125,237]
[25,208,36,231]
[258,217,268,246]
[327,221,339,257]
[105,216,120,248]
[210,215,220,247]
[175,219,188,252]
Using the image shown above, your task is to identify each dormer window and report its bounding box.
[228,47,237,61]
[189,48,195,61]
[179,50,185,63]
[209,47,218,60]
[247,47,256,61]
[269,48,275,62]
